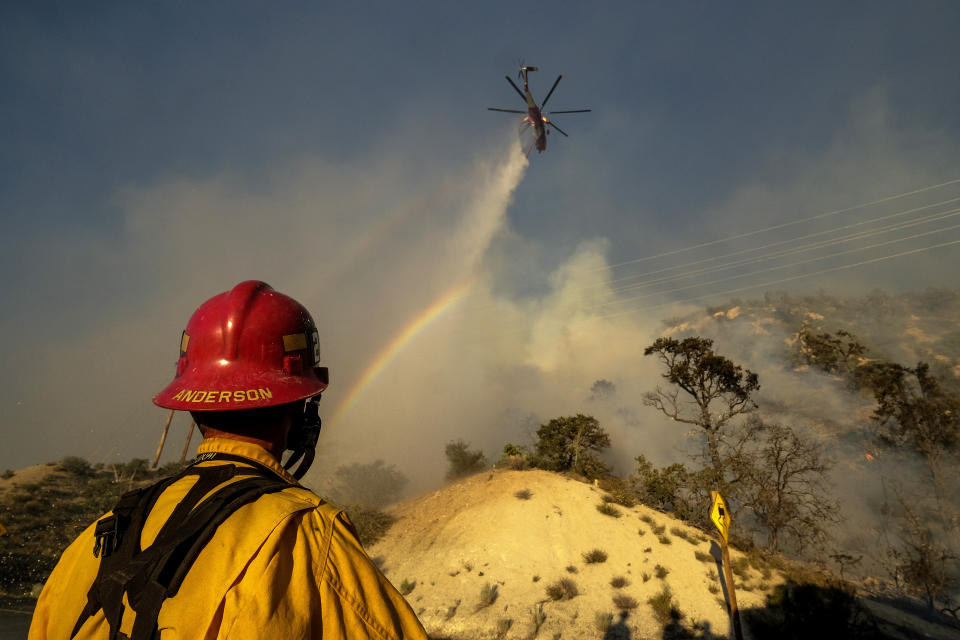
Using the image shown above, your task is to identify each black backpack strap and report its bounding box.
[127,476,289,640]
[71,459,291,640]
[72,478,176,639]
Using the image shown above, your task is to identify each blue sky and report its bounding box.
[2,2,959,476]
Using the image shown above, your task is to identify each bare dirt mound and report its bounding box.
[370,469,777,639]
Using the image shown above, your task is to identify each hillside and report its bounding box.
[370,468,960,640]
[373,468,774,639]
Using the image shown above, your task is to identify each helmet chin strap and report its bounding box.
[283,395,322,481]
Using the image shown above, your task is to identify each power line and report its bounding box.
[601,207,960,298]
[597,239,960,319]
[595,177,960,274]
[594,196,960,292]
[601,222,960,308]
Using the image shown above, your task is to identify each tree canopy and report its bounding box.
[533,414,611,479]
[643,336,760,484]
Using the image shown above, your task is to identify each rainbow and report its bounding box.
[330,280,473,421]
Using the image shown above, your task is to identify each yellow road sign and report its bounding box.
[710,491,731,543]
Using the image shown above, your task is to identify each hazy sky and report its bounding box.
[2,2,959,484]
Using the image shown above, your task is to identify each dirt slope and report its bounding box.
[370,469,776,639]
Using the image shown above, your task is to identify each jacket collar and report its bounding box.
[195,437,298,484]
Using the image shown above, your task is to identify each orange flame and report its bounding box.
[864,453,874,461]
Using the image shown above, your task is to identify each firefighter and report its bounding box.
[29,280,428,640]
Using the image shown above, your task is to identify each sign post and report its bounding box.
[711,491,742,640]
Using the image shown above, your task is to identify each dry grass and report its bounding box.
[669,526,694,543]
[514,489,532,500]
[477,583,498,610]
[654,564,669,579]
[594,611,614,632]
[582,548,608,564]
[648,585,683,625]
[530,604,546,635]
[610,575,629,588]
[596,502,622,517]
[613,594,639,610]
[694,550,714,563]
[399,578,415,595]
[545,578,579,601]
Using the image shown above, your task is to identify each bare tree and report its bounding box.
[884,486,958,612]
[728,419,839,552]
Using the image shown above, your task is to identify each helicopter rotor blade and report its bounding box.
[488,108,526,113]
[548,109,592,114]
[541,75,563,109]
[548,120,569,137]
[505,76,526,102]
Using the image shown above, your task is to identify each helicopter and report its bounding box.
[488,65,591,157]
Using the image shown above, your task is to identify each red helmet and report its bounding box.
[153,281,329,411]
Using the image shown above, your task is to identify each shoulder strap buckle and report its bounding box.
[93,515,121,558]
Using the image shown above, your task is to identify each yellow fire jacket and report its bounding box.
[29,438,428,640]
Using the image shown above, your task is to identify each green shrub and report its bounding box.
[477,583,498,609]
[648,585,683,625]
[582,548,608,564]
[654,564,669,579]
[495,617,513,638]
[344,504,397,547]
[596,502,621,517]
[594,611,613,632]
[610,576,629,588]
[642,572,651,582]
[324,459,410,509]
[613,594,638,610]
[652,523,666,535]
[498,443,530,469]
[546,578,578,601]
[156,460,189,477]
[658,534,672,545]
[445,440,487,480]
[533,414,611,479]
[399,579,415,595]
[57,456,94,476]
